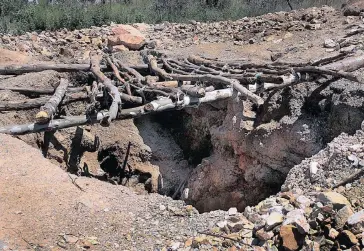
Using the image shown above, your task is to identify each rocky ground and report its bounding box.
[2,2,364,251]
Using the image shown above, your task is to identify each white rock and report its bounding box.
[310,162,318,175]
[170,242,181,250]
[283,209,310,234]
[216,220,227,228]
[296,195,312,210]
[324,39,337,48]
[228,207,238,216]
[265,212,284,231]
[181,188,189,200]
[159,205,166,211]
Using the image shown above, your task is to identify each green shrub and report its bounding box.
[0,0,347,34]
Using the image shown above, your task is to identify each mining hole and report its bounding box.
[134,110,212,198]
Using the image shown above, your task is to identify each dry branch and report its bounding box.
[147,55,173,80]
[35,78,69,123]
[106,56,132,96]
[90,52,121,126]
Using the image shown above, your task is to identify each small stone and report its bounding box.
[283,209,310,234]
[295,195,312,210]
[347,210,364,233]
[335,205,354,229]
[227,216,241,223]
[111,44,129,52]
[328,228,339,239]
[265,212,284,231]
[248,38,255,44]
[338,230,358,246]
[256,229,274,241]
[185,238,193,247]
[348,154,359,166]
[217,221,227,228]
[280,225,305,251]
[349,144,362,152]
[317,192,350,210]
[228,207,238,216]
[271,52,283,62]
[64,234,79,244]
[170,242,181,250]
[227,221,245,233]
[348,210,364,225]
[324,39,337,48]
[309,162,318,176]
[257,198,278,213]
[159,205,166,211]
[284,32,293,39]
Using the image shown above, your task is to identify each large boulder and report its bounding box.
[107,24,146,50]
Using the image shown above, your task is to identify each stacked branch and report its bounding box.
[1,50,364,135]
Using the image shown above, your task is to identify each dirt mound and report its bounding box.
[0,48,31,66]
[0,133,229,250]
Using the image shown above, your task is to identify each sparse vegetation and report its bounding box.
[0,0,346,34]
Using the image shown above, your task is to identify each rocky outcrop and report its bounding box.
[183,75,364,212]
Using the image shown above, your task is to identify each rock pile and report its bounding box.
[0,23,147,61]
[148,6,338,49]
[0,6,342,60]
[186,190,363,250]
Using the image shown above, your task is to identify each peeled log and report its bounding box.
[90,52,121,126]
[0,63,150,75]
[36,78,69,123]
[323,54,364,72]
[0,86,85,95]
[0,88,234,135]
[0,92,87,111]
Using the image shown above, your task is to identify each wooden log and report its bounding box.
[310,53,349,66]
[119,91,143,104]
[0,63,95,75]
[90,52,121,126]
[106,56,132,96]
[293,66,363,83]
[169,73,264,105]
[147,55,173,80]
[147,56,263,105]
[0,92,87,111]
[35,78,69,123]
[0,86,86,95]
[188,55,265,69]
[114,59,146,83]
[323,54,364,72]
[0,88,234,135]
[154,81,179,88]
[0,63,150,75]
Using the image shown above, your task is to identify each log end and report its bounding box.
[35,110,51,124]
